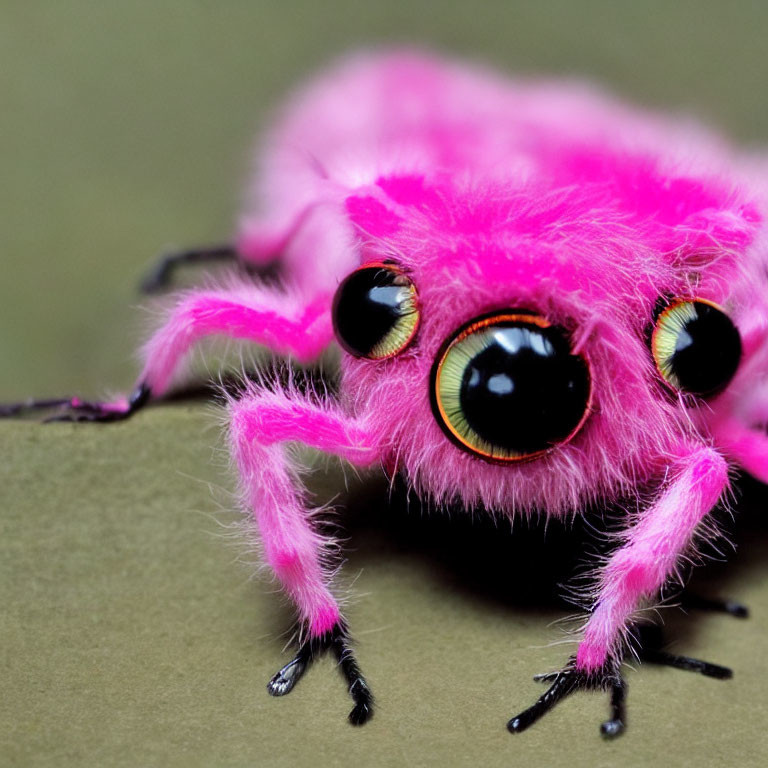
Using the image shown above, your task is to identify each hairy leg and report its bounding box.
[510,442,730,736]
[2,287,334,422]
[139,287,334,398]
[576,443,728,672]
[229,389,381,723]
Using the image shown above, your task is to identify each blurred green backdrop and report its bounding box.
[2,2,768,766]
[5,0,768,399]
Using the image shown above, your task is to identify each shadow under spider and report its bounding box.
[334,472,768,636]
[166,377,767,643]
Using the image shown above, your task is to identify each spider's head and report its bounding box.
[334,158,760,514]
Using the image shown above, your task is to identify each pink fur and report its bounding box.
[228,390,379,635]
[16,50,768,712]
[219,51,768,671]
[139,287,333,396]
[576,444,729,671]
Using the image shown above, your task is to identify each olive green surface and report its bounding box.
[3,2,768,766]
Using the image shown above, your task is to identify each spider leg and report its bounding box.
[330,628,375,725]
[4,287,334,423]
[576,442,728,675]
[640,647,732,679]
[137,287,334,398]
[510,661,627,738]
[229,388,381,724]
[0,383,151,422]
[634,624,732,679]
[139,243,238,294]
[139,199,320,294]
[512,442,730,737]
[601,677,628,738]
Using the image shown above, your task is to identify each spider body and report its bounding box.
[8,50,768,734]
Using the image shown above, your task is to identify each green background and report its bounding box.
[2,2,768,766]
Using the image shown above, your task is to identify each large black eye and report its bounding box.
[651,298,741,397]
[332,263,419,359]
[430,311,592,462]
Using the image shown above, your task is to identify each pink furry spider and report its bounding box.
[7,50,768,735]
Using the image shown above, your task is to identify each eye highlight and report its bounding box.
[430,311,592,463]
[651,298,741,397]
[332,263,420,359]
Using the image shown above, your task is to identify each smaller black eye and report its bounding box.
[332,263,419,359]
[651,298,741,397]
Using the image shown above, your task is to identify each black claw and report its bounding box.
[267,645,312,697]
[600,718,625,738]
[513,624,734,738]
[129,382,151,410]
[511,653,628,737]
[267,622,374,725]
[348,699,373,726]
[508,668,580,734]
[723,601,749,619]
[600,679,627,738]
[331,625,375,725]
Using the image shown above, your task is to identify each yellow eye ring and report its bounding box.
[332,262,420,360]
[430,311,592,463]
[650,297,741,397]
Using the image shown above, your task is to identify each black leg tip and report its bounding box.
[725,601,749,619]
[507,715,532,734]
[600,719,625,739]
[266,657,307,697]
[266,672,297,697]
[702,664,733,680]
[348,701,373,726]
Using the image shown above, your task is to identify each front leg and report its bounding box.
[229,388,382,724]
[510,442,730,736]
[1,287,333,423]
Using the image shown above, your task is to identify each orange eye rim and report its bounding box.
[429,310,593,464]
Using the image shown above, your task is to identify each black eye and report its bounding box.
[651,298,741,397]
[332,263,419,359]
[430,311,592,462]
